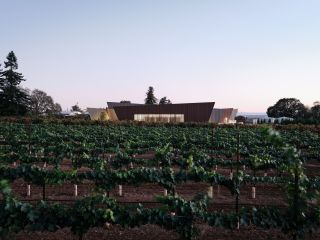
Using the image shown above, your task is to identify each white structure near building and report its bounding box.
[209,108,238,124]
[86,108,108,120]
[238,113,294,125]
[60,110,83,117]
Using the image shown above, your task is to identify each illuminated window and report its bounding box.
[134,114,184,123]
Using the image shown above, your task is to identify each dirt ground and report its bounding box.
[13,225,320,240]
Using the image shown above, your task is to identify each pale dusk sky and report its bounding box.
[0,0,319,112]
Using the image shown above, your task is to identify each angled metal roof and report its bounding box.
[112,102,215,122]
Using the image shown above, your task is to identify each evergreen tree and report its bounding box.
[145,86,157,104]
[0,51,30,116]
[0,64,4,90]
[0,63,3,83]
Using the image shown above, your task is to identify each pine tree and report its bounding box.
[0,51,30,116]
[0,64,3,89]
[145,86,157,104]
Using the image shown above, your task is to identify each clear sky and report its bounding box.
[0,0,319,112]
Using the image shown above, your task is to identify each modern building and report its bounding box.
[105,102,238,123]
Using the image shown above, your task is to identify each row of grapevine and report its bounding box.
[0,123,320,239]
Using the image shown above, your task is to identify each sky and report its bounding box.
[0,0,320,112]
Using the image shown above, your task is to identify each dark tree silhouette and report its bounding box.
[145,86,157,104]
[0,64,3,89]
[159,97,172,104]
[29,89,62,115]
[0,51,30,116]
[71,104,82,112]
[235,115,246,123]
[267,98,307,119]
[311,104,320,119]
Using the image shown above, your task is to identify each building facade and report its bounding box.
[105,102,238,123]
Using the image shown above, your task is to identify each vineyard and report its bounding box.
[0,121,320,240]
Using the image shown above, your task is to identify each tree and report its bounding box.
[29,89,62,115]
[0,63,4,109]
[311,104,320,120]
[145,86,157,104]
[267,98,307,119]
[0,64,3,89]
[0,51,30,116]
[71,104,82,112]
[159,97,172,104]
[235,115,246,123]
[54,103,62,113]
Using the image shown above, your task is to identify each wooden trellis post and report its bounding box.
[208,185,213,199]
[118,185,123,196]
[27,184,31,197]
[74,184,78,197]
[164,188,168,196]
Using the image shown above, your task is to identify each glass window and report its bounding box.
[134,114,184,123]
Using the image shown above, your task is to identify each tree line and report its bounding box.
[267,98,320,124]
[0,51,172,118]
[2,51,318,124]
[0,51,62,116]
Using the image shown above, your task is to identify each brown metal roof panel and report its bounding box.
[113,102,215,122]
